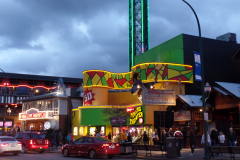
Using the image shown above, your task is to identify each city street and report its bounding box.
[0,148,239,160]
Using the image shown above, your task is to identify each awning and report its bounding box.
[178,95,212,107]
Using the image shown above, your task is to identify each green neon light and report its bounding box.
[147,0,149,49]
[131,0,134,67]
[141,0,144,53]
[128,0,130,71]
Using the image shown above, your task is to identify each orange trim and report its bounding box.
[0,84,55,90]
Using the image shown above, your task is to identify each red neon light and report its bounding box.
[0,84,56,90]
[20,112,47,119]
[127,107,135,113]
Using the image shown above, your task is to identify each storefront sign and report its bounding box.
[126,107,135,113]
[19,108,53,120]
[142,89,176,105]
[44,121,51,129]
[84,88,95,106]
[0,121,12,127]
[110,117,126,125]
[174,111,191,121]
[194,51,202,81]
[130,106,144,125]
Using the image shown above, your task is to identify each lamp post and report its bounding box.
[0,68,7,136]
[182,1,209,159]
[7,108,11,116]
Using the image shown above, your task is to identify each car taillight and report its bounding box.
[18,143,22,146]
[45,140,49,145]
[1,143,9,146]
[30,140,33,145]
[116,143,119,146]
[102,144,109,147]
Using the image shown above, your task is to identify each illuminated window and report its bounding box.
[53,99,58,115]
[32,102,36,108]
[45,101,48,110]
[22,103,26,112]
[79,127,84,136]
[37,101,41,110]
[73,127,78,136]
[41,101,44,110]
[48,100,52,110]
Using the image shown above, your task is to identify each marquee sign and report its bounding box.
[130,106,144,125]
[142,89,176,105]
[0,121,12,127]
[174,111,191,121]
[19,108,53,120]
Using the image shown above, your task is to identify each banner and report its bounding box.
[194,51,202,81]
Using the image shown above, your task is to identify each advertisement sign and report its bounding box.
[194,51,202,81]
[110,117,126,125]
[130,106,144,125]
[174,111,191,121]
[84,88,95,106]
[142,89,176,105]
[44,121,51,129]
[0,121,12,127]
[19,108,53,120]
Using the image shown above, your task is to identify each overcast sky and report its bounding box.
[0,0,239,78]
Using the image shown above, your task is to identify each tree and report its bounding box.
[102,106,130,142]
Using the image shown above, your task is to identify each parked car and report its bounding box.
[61,137,120,159]
[13,131,48,153]
[0,136,22,155]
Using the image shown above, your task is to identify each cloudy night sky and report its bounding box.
[0,0,239,78]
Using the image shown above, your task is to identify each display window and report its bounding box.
[79,126,84,136]
[89,127,96,136]
[73,126,78,136]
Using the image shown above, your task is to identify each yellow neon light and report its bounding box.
[83,70,132,75]
[132,62,193,68]
[72,103,142,111]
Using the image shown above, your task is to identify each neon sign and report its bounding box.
[127,107,135,113]
[19,108,53,120]
[130,106,144,125]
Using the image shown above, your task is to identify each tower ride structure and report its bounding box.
[129,0,149,71]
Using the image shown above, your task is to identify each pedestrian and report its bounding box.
[201,133,211,147]
[218,131,225,156]
[12,127,16,137]
[70,133,74,142]
[174,128,183,149]
[189,131,195,155]
[127,132,132,142]
[168,128,174,137]
[17,126,20,132]
[108,132,111,141]
[143,131,149,145]
[162,129,167,150]
[181,127,186,148]
[228,128,237,146]
[96,131,102,137]
[66,133,71,144]
[58,131,63,146]
[52,130,57,148]
[121,129,127,142]
[152,129,158,145]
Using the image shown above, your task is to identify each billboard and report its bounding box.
[174,111,191,121]
[142,89,176,105]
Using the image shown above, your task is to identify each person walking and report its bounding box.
[219,131,225,156]
[58,131,63,146]
[201,133,211,147]
[127,132,132,142]
[121,129,127,142]
[189,131,195,155]
[181,127,186,148]
[52,130,57,149]
[162,129,167,150]
[168,128,174,137]
[152,129,157,145]
[108,132,111,141]
[66,133,71,144]
[228,128,237,146]
[143,131,149,145]
[174,128,183,149]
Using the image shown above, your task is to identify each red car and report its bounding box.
[13,131,48,153]
[61,137,120,159]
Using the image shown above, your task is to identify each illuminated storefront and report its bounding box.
[72,62,193,143]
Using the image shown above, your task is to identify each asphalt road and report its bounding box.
[0,151,131,160]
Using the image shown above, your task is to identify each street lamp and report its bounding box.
[204,82,211,99]
[0,68,7,136]
[182,1,209,159]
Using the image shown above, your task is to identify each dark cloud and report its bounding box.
[0,0,239,78]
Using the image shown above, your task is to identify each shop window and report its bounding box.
[79,127,84,136]
[41,101,44,110]
[22,103,26,112]
[73,127,78,136]
[45,101,48,110]
[194,112,203,120]
[54,99,58,115]
[48,100,52,110]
